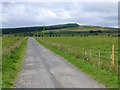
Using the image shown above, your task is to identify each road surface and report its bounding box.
[16,37,106,88]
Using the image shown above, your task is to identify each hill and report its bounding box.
[2,23,79,34]
[1,23,118,37]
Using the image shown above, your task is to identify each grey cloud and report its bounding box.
[1,2,118,28]
[80,2,117,13]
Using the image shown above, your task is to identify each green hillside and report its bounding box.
[2,23,118,37]
[2,23,79,34]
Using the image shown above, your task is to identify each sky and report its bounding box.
[0,0,119,28]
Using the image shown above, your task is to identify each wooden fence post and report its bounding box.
[98,50,101,66]
[84,49,86,60]
[89,49,91,59]
[99,50,101,62]
[89,49,93,65]
[84,49,86,56]
[111,44,115,67]
[83,48,84,60]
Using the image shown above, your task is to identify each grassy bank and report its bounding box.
[2,37,28,88]
[35,37,118,88]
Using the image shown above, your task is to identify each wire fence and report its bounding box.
[43,40,118,74]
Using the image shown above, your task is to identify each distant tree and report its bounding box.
[50,32,53,34]
[93,33,98,36]
[97,30,102,33]
[118,34,120,37]
[108,34,111,36]
[95,33,98,35]
[89,30,94,33]
[30,33,33,37]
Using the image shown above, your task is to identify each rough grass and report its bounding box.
[35,36,118,88]
[2,37,28,88]
[2,37,22,51]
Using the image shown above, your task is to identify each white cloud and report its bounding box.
[0,3,2,27]
[0,0,119,2]
[1,2,118,28]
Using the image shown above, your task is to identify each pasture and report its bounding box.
[36,36,118,88]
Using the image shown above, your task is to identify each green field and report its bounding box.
[36,36,118,88]
[2,36,28,88]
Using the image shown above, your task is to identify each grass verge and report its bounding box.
[2,38,28,88]
[36,37,118,88]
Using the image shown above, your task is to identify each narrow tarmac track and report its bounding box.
[16,37,106,88]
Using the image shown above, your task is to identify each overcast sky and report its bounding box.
[0,0,118,28]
